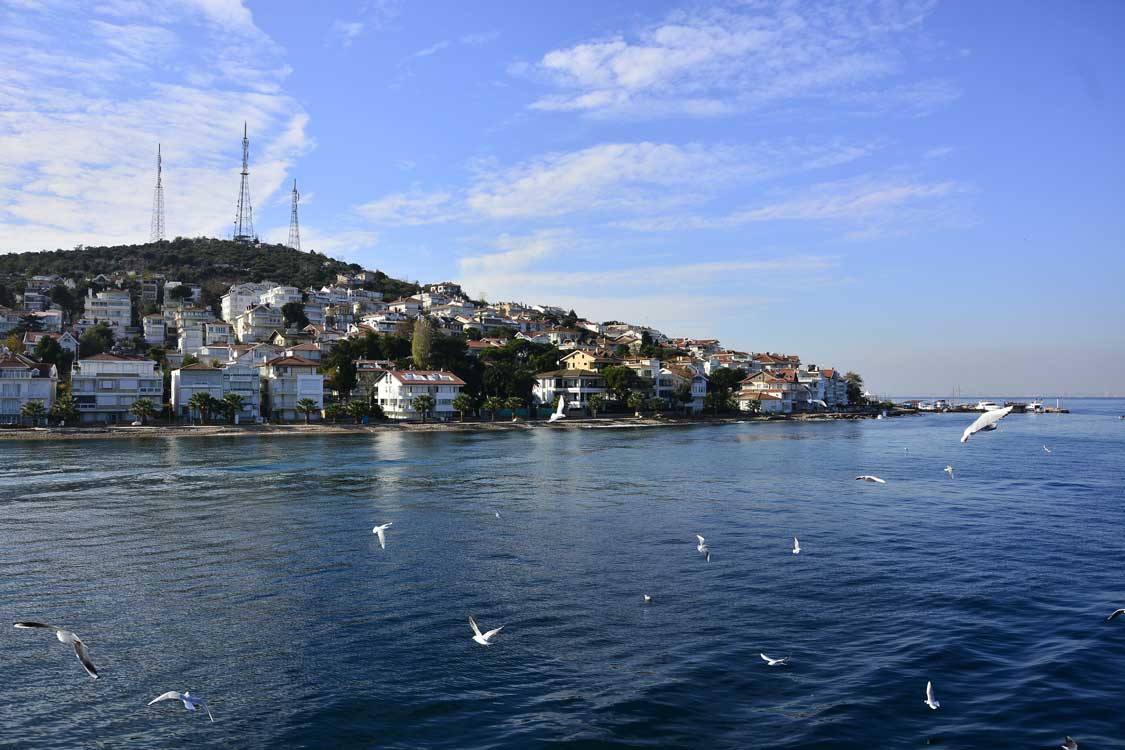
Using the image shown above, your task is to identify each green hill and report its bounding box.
[0,237,418,299]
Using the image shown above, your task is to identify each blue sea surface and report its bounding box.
[1,399,1124,748]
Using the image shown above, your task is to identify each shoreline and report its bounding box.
[0,411,888,442]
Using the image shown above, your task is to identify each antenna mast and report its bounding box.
[233,122,256,244]
[149,143,165,242]
[288,179,301,251]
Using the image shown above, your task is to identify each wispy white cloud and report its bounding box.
[330,20,366,47]
[410,40,450,58]
[355,191,461,226]
[515,0,951,119]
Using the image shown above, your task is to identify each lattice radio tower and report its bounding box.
[149,143,165,243]
[287,179,301,251]
[232,122,257,244]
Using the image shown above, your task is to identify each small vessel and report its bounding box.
[933,399,948,410]
[918,401,934,411]
[976,400,1002,411]
[1025,399,1044,414]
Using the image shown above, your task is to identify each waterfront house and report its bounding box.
[259,356,323,422]
[371,370,466,421]
[0,355,57,424]
[170,363,223,418]
[734,389,788,414]
[532,369,606,414]
[70,354,162,424]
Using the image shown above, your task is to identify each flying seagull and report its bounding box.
[760,653,789,667]
[924,680,940,710]
[944,465,954,479]
[792,537,800,555]
[960,405,1014,443]
[643,594,652,604]
[494,510,501,519]
[1106,608,1125,622]
[148,691,214,722]
[372,522,393,550]
[548,396,566,423]
[696,534,711,562]
[1061,737,1078,750]
[1044,445,1052,454]
[469,616,504,646]
[855,475,886,484]
[13,622,98,679]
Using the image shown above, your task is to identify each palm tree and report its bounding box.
[588,394,605,417]
[452,393,475,421]
[50,394,78,425]
[627,391,645,417]
[345,400,368,424]
[129,398,157,425]
[187,391,215,424]
[647,397,664,416]
[295,397,319,425]
[324,402,343,424]
[20,400,46,427]
[412,393,436,423]
[222,392,246,424]
[483,396,504,421]
[504,395,523,421]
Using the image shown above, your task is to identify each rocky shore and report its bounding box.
[0,411,889,441]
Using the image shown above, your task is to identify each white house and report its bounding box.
[372,370,466,421]
[83,289,132,329]
[204,321,232,346]
[0,354,57,423]
[22,331,78,358]
[143,314,166,346]
[259,285,302,308]
[220,281,275,322]
[70,354,162,423]
[259,355,323,422]
[532,369,606,414]
[231,304,283,343]
[170,362,260,421]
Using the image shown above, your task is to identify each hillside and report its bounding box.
[0,237,419,299]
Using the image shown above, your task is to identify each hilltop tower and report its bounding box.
[149,143,165,243]
[232,122,257,244]
[287,179,301,251]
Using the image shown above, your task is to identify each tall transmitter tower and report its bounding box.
[149,144,165,242]
[232,122,257,244]
[287,179,301,251]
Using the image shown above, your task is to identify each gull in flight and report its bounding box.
[469,616,504,646]
[495,510,501,519]
[1061,737,1078,750]
[696,534,711,562]
[372,522,393,550]
[643,594,652,604]
[792,537,800,555]
[960,405,1013,443]
[1044,445,1052,454]
[855,475,886,484]
[548,396,566,423]
[760,653,789,667]
[944,465,954,479]
[13,622,98,679]
[1106,608,1125,622]
[924,680,940,710]
[148,691,214,722]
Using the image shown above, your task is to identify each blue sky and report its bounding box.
[1,0,1123,395]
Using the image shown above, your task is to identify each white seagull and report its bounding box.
[494,510,501,519]
[760,653,789,667]
[469,616,504,646]
[548,396,566,423]
[643,594,652,604]
[1043,445,1052,454]
[944,465,954,479]
[696,534,711,562]
[924,680,940,710]
[372,522,393,550]
[13,622,98,679]
[1061,736,1078,750]
[855,475,886,484]
[1106,608,1125,622]
[792,537,800,555]
[960,405,1013,443]
[148,691,214,722]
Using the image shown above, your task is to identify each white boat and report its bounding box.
[1025,400,1044,413]
[918,401,935,411]
[976,400,1002,411]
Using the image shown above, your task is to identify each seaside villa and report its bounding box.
[371,369,466,421]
